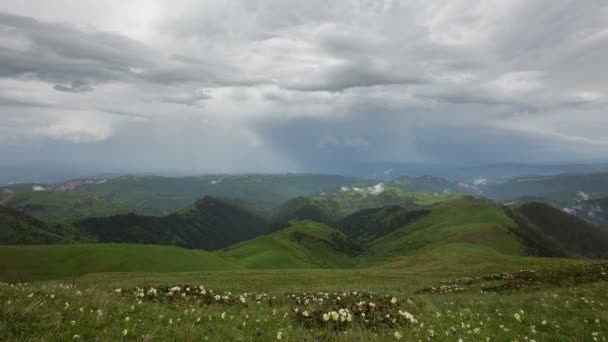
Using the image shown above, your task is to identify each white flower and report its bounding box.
[114,288,122,294]
[391,297,398,304]
[398,310,418,324]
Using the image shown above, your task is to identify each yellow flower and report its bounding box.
[514,313,522,322]
[123,329,128,336]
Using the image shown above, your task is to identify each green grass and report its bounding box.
[1,262,607,341]
[367,203,524,260]
[221,220,360,269]
[0,244,241,282]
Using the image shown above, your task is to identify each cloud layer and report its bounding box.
[1,0,607,172]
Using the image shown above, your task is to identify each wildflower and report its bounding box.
[123,329,128,336]
[542,320,547,325]
[399,310,418,324]
[169,318,173,325]
[277,331,282,340]
[114,288,122,294]
[323,313,330,321]
[72,335,80,339]
[64,302,70,310]
[221,312,226,319]
[514,313,522,322]
[302,311,309,317]
[391,297,398,304]
[70,320,76,326]
[394,331,402,340]
[239,295,246,304]
[125,317,130,322]
[28,293,34,298]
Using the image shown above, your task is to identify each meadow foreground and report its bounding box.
[2,262,608,341]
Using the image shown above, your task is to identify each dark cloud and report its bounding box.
[0,1,607,173]
[0,11,149,87]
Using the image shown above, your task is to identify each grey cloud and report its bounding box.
[282,59,426,92]
[156,89,213,106]
[53,80,94,93]
[0,11,150,87]
[0,1,607,172]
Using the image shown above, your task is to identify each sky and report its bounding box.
[0,0,607,173]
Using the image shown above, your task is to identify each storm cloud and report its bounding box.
[0,0,607,173]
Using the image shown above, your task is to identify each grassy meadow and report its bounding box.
[1,239,607,341]
[2,189,608,340]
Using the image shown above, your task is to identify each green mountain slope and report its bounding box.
[77,196,272,250]
[0,206,82,245]
[1,191,142,219]
[505,202,608,258]
[337,206,429,245]
[0,244,240,281]
[221,220,362,269]
[271,196,339,226]
[366,203,525,260]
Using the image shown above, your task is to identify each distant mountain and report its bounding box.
[0,206,81,244]
[329,161,608,182]
[323,185,480,216]
[0,190,143,220]
[387,175,472,194]
[562,197,608,229]
[486,172,608,201]
[271,185,478,225]
[271,196,338,226]
[76,196,272,250]
[505,202,608,258]
[1,174,368,219]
